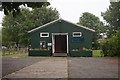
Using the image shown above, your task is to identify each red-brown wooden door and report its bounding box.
[55,35,67,53]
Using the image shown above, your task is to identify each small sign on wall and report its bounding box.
[48,43,52,46]
[71,37,84,43]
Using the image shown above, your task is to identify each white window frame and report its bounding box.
[52,33,68,54]
[73,32,82,37]
[40,32,49,37]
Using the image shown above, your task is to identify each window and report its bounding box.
[40,41,46,48]
[40,33,49,37]
[73,32,82,37]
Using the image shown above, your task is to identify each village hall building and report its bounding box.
[28,18,95,57]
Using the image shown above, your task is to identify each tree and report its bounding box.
[2,6,59,47]
[101,2,120,30]
[2,2,50,17]
[101,30,120,56]
[100,2,120,56]
[78,12,105,49]
[79,12,104,34]
[29,7,59,30]
[2,8,31,46]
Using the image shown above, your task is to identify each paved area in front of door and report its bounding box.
[3,57,68,78]
[68,57,118,78]
[2,57,118,79]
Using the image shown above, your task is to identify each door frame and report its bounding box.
[52,33,68,54]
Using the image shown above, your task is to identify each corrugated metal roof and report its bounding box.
[28,18,95,33]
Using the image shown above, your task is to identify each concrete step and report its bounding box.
[53,53,67,57]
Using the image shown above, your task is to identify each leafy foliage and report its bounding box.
[101,2,120,30]
[79,12,105,33]
[2,6,59,46]
[101,30,120,56]
[2,2,50,17]
[101,2,120,56]
[78,12,105,49]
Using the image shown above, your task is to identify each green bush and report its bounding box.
[101,30,120,57]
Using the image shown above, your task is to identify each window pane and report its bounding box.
[73,32,82,37]
[42,34,48,36]
[40,33,49,37]
[74,33,80,35]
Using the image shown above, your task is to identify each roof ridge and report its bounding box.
[61,19,95,32]
[28,18,60,33]
[28,18,95,33]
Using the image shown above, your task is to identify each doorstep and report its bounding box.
[53,53,67,57]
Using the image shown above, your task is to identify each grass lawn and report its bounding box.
[1,51,28,57]
[1,50,102,57]
[93,50,102,57]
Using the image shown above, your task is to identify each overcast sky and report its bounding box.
[0,0,110,28]
[49,0,110,23]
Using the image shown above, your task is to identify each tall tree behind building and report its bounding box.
[2,6,59,46]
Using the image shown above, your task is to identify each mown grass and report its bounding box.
[1,50,28,57]
[1,50,103,57]
[93,50,102,57]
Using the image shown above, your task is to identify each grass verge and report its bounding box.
[93,50,102,57]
